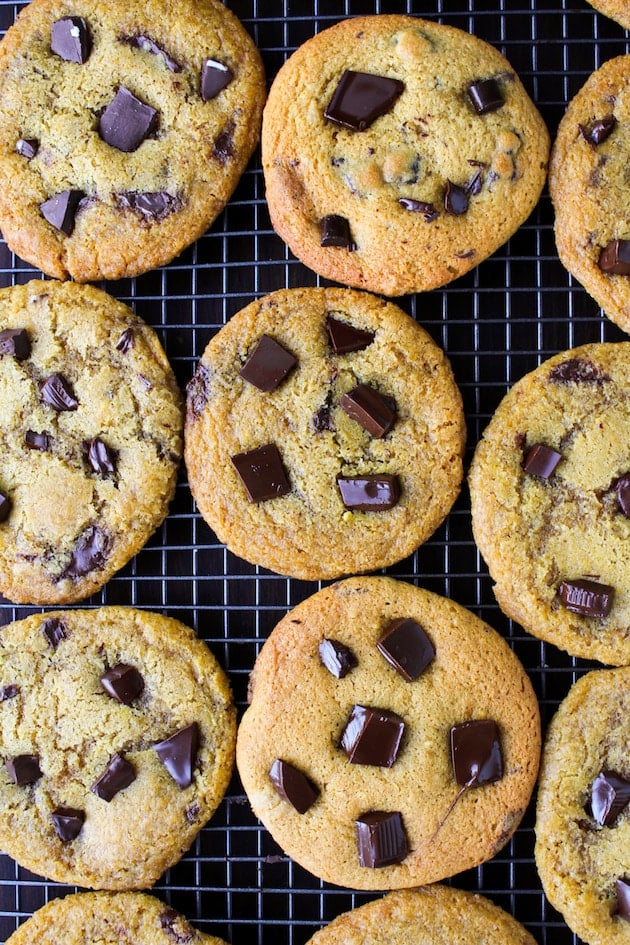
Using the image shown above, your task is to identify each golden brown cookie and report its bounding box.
[584,0,630,31]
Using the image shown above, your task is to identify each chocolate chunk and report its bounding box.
[160,909,194,943]
[40,373,78,410]
[444,180,469,215]
[355,810,408,867]
[450,719,503,786]
[127,35,181,72]
[63,526,110,579]
[523,443,562,479]
[337,474,401,511]
[0,493,10,523]
[466,169,484,196]
[397,198,438,221]
[186,363,210,419]
[86,437,116,476]
[320,215,356,250]
[91,752,135,801]
[0,328,30,360]
[558,578,614,618]
[115,191,181,223]
[617,878,630,922]
[100,663,144,704]
[325,70,404,131]
[40,190,84,235]
[616,474,630,518]
[0,684,19,701]
[326,315,374,353]
[467,78,504,114]
[16,138,38,159]
[318,638,358,678]
[599,239,630,275]
[51,806,84,841]
[579,115,616,147]
[590,771,630,826]
[115,328,134,353]
[549,358,609,384]
[6,754,41,786]
[154,722,199,788]
[340,384,396,438]
[99,87,158,152]
[231,444,291,502]
[25,430,51,451]
[376,617,435,681]
[269,758,319,814]
[340,705,405,767]
[51,17,91,64]
[313,399,334,433]
[43,616,66,648]
[213,121,234,164]
[239,335,297,392]
[201,59,234,100]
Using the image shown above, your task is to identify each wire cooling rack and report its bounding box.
[0,0,627,943]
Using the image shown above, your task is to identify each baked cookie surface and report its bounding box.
[0,607,236,889]
[535,668,630,945]
[469,342,630,665]
[262,14,549,296]
[185,287,465,580]
[584,0,630,32]
[0,279,182,605]
[0,0,265,282]
[236,577,540,890]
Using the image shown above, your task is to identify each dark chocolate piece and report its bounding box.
[320,215,356,250]
[269,758,319,814]
[63,525,110,579]
[115,191,181,223]
[0,328,30,360]
[466,169,484,196]
[318,638,358,678]
[325,316,374,354]
[616,474,630,518]
[340,705,404,767]
[51,17,91,64]
[340,384,396,438]
[558,578,614,618]
[100,663,144,704]
[444,180,469,215]
[201,58,234,101]
[86,437,116,476]
[313,400,334,433]
[337,474,400,511]
[617,878,630,922]
[91,752,135,801]
[154,722,199,788]
[40,190,84,235]
[0,684,19,701]
[325,70,404,131]
[376,617,435,681]
[25,430,51,451]
[128,35,181,73]
[160,908,194,943]
[43,616,66,648]
[590,771,630,826]
[213,122,234,164]
[599,239,630,275]
[450,719,503,786]
[397,198,438,221]
[186,363,210,419]
[467,78,504,114]
[0,493,10,523]
[549,358,609,384]
[239,335,297,392]
[6,754,41,786]
[40,373,78,411]
[99,87,158,153]
[579,115,616,147]
[523,443,562,479]
[16,138,39,159]
[115,328,134,353]
[231,444,291,502]
[355,810,408,867]
[51,806,85,841]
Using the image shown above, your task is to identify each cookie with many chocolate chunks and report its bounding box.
[0,608,235,889]
[0,279,182,605]
[469,342,630,665]
[535,668,630,945]
[236,576,540,890]
[184,287,465,580]
[261,14,549,296]
[0,0,264,281]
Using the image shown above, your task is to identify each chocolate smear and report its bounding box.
[340,705,404,767]
[320,214,356,250]
[154,722,199,788]
[40,373,78,410]
[125,34,181,72]
[523,443,562,479]
[115,191,181,223]
[355,810,408,867]
[0,684,19,701]
[51,806,85,841]
[40,190,84,235]
[51,17,91,64]
[92,752,135,801]
[0,328,30,361]
[160,908,194,943]
[326,316,374,353]
[397,198,438,221]
[6,754,41,786]
[549,358,609,384]
[599,239,630,275]
[0,493,10,523]
[115,328,134,353]
[377,617,435,681]
[325,71,404,131]
[579,115,616,147]
[25,430,51,451]
[63,525,110,579]
[450,719,503,786]
[444,180,469,215]
[617,878,630,922]
[590,771,630,826]
[99,87,158,153]
[101,663,144,705]
[558,578,614,618]
[269,758,319,814]
[467,78,504,114]
[337,474,400,511]
[186,363,210,419]
[86,437,116,476]
[16,138,38,159]
[239,334,297,392]
[43,616,66,647]
[201,59,234,101]
[213,121,234,164]
[319,638,358,678]
[340,384,396,438]
[231,444,291,502]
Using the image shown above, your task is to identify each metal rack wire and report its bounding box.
[0,0,627,942]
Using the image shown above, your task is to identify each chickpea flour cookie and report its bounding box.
[304,886,537,945]
[0,279,182,605]
[236,577,541,890]
[261,14,549,297]
[535,668,630,945]
[550,56,630,335]
[584,0,630,32]
[5,891,228,945]
[0,0,265,282]
[0,607,236,889]
[185,287,465,580]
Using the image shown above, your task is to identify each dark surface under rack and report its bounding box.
[0,1,627,943]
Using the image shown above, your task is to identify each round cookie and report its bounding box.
[0,279,182,605]
[261,14,549,297]
[0,607,236,889]
[584,0,630,32]
[469,342,630,666]
[550,55,630,335]
[184,287,465,581]
[5,891,227,945]
[535,668,630,945]
[0,0,265,282]
[236,576,541,890]
[304,886,537,945]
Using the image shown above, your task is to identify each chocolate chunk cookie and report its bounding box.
[236,577,540,890]
[0,279,182,605]
[469,342,630,665]
[0,608,235,889]
[535,668,630,945]
[261,14,549,296]
[184,287,465,580]
[0,0,264,281]
[550,55,630,334]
